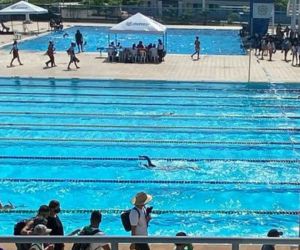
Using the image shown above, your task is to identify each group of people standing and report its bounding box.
[251,24,300,65]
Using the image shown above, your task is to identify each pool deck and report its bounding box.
[1,243,298,250]
[0,21,299,83]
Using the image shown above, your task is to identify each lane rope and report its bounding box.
[2,83,300,93]
[0,137,298,146]
[0,178,298,186]
[0,156,299,163]
[0,111,298,119]
[0,91,299,101]
[1,123,299,132]
[1,99,299,108]
[0,209,298,215]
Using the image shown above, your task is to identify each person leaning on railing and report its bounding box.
[261,229,283,250]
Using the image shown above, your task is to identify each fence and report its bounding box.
[0,3,291,25]
[0,236,299,250]
[57,5,291,25]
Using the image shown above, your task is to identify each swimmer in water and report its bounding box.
[139,155,156,168]
[63,33,69,38]
[0,201,14,209]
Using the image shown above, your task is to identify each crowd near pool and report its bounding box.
[0,77,299,236]
[13,26,245,55]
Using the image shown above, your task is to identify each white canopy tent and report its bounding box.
[110,12,166,34]
[0,1,48,33]
[109,12,167,48]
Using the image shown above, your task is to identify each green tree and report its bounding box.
[87,0,141,5]
[275,0,289,9]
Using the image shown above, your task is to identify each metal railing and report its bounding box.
[0,236,299,250]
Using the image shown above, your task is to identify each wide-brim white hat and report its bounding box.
[131,192,152,206]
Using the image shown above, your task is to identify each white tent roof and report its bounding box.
[0,1,48,15]
[110,12,166,34]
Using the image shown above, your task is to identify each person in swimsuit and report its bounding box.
[45,41,56,67]
[191,36,200,60]
[67,42,80,70]
[0,201,14,209]
[10,40,23,67]
[139,156,156,168]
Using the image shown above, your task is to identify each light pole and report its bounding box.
[248,0,253,82]
[25,0,31,23]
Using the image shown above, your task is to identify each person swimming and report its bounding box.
[63,33,69,38]
[139,156,199,171]
[0,201,14,209]
[139,155,156,168]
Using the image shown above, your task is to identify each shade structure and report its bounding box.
[0,1,48,15]
[110,12,166,34]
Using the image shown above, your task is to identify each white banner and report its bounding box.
[253,3,274,19]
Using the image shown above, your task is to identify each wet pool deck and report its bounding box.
[0,21,298,83]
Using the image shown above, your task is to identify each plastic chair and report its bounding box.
[150,48,159,63]
[107,48,116,62]
[129,49,138,63]
[139,50,147,63]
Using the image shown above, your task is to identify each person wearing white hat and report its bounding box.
[129,192,153,250]
[29,224,54,250]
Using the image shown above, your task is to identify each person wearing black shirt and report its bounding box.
[261,229,283,250]
[47,200,64,250]
[75,30,84,53]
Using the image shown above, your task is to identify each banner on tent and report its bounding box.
[253,3,274,19]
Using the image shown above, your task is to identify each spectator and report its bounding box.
[174,232,193,250]
[260,37,267,60]
[261,229,283,250]
[291,43,298,66]
[75,30,84,53]
[9,40,23,67]
[276,24,282,37]
[129,192,153,250]
[72,211,110,250]
[47,200,64,250]
[281,37,291,62]
[29,224,54,250]
[21,205,50,235]
[267,38,276,61]
[157,39,164,62]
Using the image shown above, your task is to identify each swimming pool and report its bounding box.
[12,26,245,55]
[0,77,299,236]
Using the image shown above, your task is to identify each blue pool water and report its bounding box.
[0,77,299,237]
[11,26,245,55]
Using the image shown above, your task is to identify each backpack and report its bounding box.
[120,207,140,232]
[71,226,100,250]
